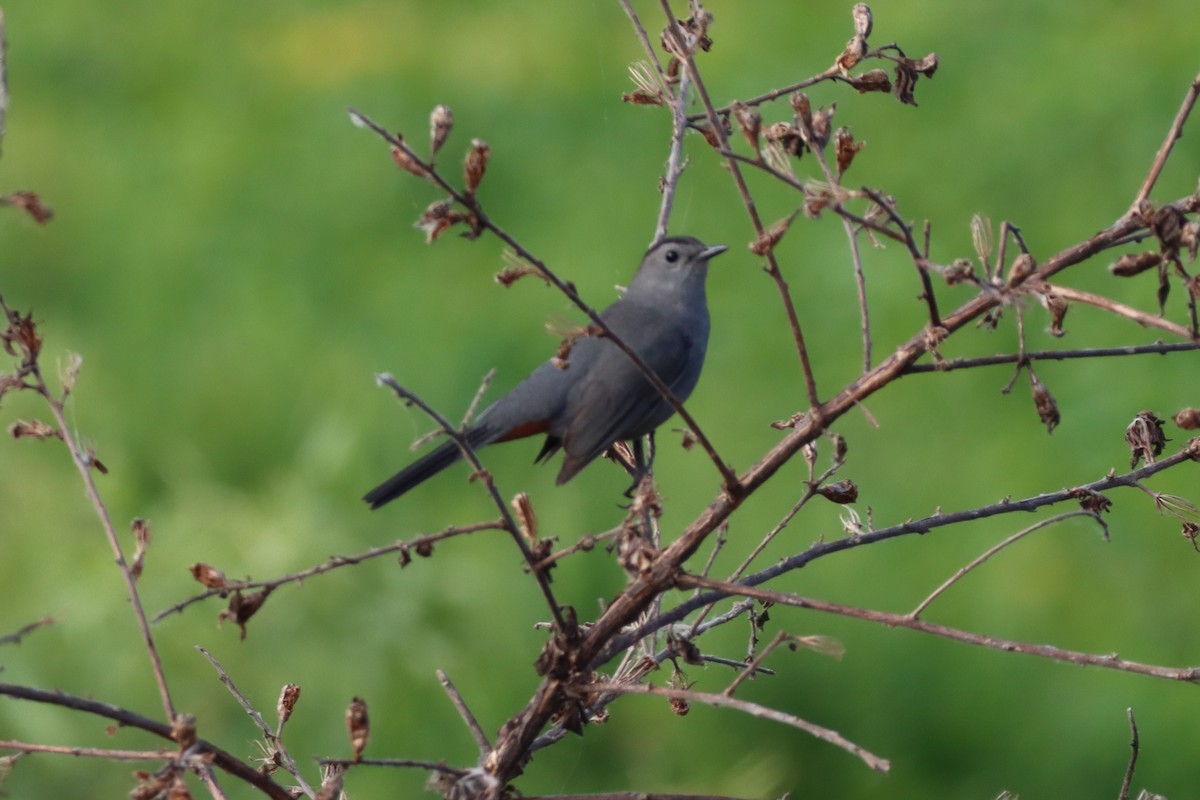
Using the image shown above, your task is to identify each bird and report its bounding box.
[364,236,726,509]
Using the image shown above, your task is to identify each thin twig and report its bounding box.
[588,679,890,773]
[155,519,506,622]
[677,573,1200,684]
[654,65,691,245]
[0,682,294,800]
[0,741,175,760]
[198,647,315,798]
[909,511,1101,619]
[437,670,492,755]
[903,341,1200,374]
[1039,282,1200,342]
[0,615,54,646]
[655,3,822,415]
[0,296,176,723]
[377,375,566,630]
[1118,707,1139,800]
[1131,71,1200,210]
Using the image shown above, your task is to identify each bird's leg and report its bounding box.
[623,433,656,499]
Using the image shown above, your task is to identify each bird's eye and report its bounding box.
[665,249,679,263]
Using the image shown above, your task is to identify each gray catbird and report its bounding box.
[364,236,726,509]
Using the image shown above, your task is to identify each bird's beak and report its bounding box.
[701,244,728,261]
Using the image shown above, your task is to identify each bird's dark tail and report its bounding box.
[363,426,496,509]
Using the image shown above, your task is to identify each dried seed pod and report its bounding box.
[852,3,873,37]
[429,104,454,159]
[512,491,538,544]
[1069,487,1113,515]
[749,211,799,256]
[1029,371,1060,433]
[848,69,892,94]
[345,697,370,763]
[1173,407,1200,430]
[817,479,859,504]
[1109,251,1162,277]
[834,127,864,178]
[731,101,762,151]
[1125,410,1167,467]
[464,138,491,197]
[130,517,151,581]
[277,683,301,727]
[390,138,428,178]
[190,562,228,589]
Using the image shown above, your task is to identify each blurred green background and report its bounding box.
[2,1,1199,797]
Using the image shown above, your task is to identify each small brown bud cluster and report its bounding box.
[1029,370,1060,433]
[429,104,453,160]
[749,211,799,256]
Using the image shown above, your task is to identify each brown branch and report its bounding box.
[909,511,1102,618]
[588,679,890,773]
[0,741,175,760]
[0,615,54,646]
[1118,707,1139,800]
[655,2,822,415]
[1037,282,1200,342]
[154,518,506,622]
[437,669,492,755]
[678,574,1200,683]
[0,296,176,723]
[0,682,294,800]
[376,375,566,630]
[1131,71,1200,210]
[903,341,1200,374]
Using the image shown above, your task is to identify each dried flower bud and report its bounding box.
[790,92,813,130]
[802,441,818,469]
[942,258,975,286]
[1151,205,1186,253]
[414,198,458,245]
[346,697,370,763]
[1035,285,1068,337]
[429,104,454,160]
[60,352,83,396]
[1125,410,1167,467]
[415,538,434,557]
[837,35,867,71]
[1069,487,1113,515]
[1181,220,1200,261]
[1173,407,1200,430]
[1109,251,1162,277]
[1182,521,1200,551]
[834,128,864,178]
[830,432,848,463]
[852,3,873,38]
[808,104,836,149]
[9,418,60,440]
[817,479,859,504]
[190,562,228,589]
[2,308,41,359]
[848,69,892,94]
[130,518,151,581]
[749,211,799,256]
[763,121,804,158]
[464,138,490,197]
[218,588,272,641]
[390,138,428,178]
[731,101,762,151]
[512,492,538,544]
[1029,371,1060,433]
[1,191,55,225]
[277,684,301,727]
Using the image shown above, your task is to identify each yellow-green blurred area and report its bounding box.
[2,0,1199,797]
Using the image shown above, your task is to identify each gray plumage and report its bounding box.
[364,236,725,509]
